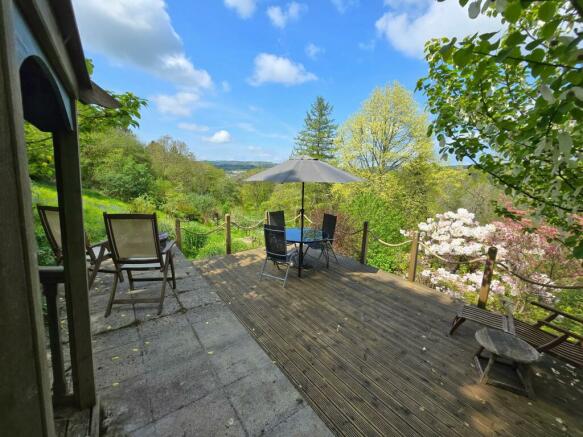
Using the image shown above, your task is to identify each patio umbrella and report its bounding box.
[245,156,363,277]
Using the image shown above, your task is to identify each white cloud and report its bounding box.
[249,53,317,86]
[330,0,358,13]
[204,130,232,144]
[224,0,256,18]
[221,81,231,92]
[72,0,212,88]
[305,43,324,60]
[267,2,306,29]
[375,0,502,59]
[152,92,200,117]
[178,122,209,132]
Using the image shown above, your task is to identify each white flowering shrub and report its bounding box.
[403,208,583,312]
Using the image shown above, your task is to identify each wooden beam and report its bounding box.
[52,102,95,409]
[0,1,54,434]
[15,0,78,97]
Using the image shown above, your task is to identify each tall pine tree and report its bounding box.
[293,96,337,161]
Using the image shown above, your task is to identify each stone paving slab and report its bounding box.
[87,250,332,436]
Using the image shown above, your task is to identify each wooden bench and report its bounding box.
[450,301,583,368]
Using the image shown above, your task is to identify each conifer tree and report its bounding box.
[293,96,337,161]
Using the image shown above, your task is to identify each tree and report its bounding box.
[418,0,583,256]
[293,96,337,160]
[336,83,433,173]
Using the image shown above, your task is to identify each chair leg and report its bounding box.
[259,258,268,281]
[88,264,99,290]
[330,245,339,264]
[169,251,176,289]
[449,316,466,335]
[283,263,291,288]
[105,272,119,317]
[157,259,170,315]
[127,270,134,290]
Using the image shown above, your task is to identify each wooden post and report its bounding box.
[225,213,232,255]
[0,5,55,432]
[359,221,369,264]
[264,210,269,224]
[407,232,420,282]
[175,218,182,250]
[478,247,498,309]
[39,268,67,403]
[53,109,96,410]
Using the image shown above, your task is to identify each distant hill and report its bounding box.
[205,160,275,173]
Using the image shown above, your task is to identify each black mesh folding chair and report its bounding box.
[103,213,176,317]
[37,205,119,289]
[260,224,296,287]
[268,210,285,227]
[305,213,338,268]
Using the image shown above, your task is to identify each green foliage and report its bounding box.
[31,182,129,265]
[93,151,153,201]
[336,83,433,172]
[26,60,147,182]
[238,168,274,211]
[293,96,337,160]
[418,0,583,256]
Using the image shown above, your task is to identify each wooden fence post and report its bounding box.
[359,221,369,264]
[264,210,269,224]
[175,218,182,250]
[225,214,232,255]
[477,247,498,309]
[407,231,420,282]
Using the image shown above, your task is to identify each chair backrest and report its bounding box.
[268,210,285,227]
[37,205,63,262]
[264,224,287,262]
[104,213,162,264]
[322,213,337,241]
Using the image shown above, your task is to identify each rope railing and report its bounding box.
[369,230,412,248]
[496,261,583,290]
[231,219,264,231]
[181,224,224,237]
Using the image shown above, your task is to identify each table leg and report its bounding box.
[517,364,535,398]
[480,353,497,384]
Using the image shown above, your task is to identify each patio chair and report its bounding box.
[259,224,297,287]
[37,205,118,289]
[268,210,285,227]
[103,213,176,317]
[449,300,583,367]
[304,213,338,267]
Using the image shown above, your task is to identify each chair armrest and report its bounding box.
[530,301,583,325]
[161,240,176,254]
[537,320,583,342]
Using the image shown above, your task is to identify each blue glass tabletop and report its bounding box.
[285,227,327,244]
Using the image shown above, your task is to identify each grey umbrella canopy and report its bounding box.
[245,156,362,277]
[245,156,363,183]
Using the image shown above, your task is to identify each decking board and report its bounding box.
[195,250,583,437]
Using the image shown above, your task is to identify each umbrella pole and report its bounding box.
[299,182,304,277]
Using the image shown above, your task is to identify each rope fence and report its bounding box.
[175,214,581,302]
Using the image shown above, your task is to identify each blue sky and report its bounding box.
[72,0,499,162]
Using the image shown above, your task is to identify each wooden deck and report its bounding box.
[195,249,583,437]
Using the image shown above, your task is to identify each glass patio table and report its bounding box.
[285,227,328,271]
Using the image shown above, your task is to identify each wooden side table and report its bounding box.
[474,328,541,397]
